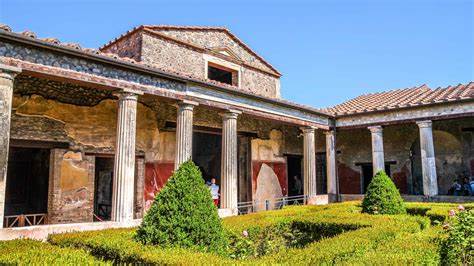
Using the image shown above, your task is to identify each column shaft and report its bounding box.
[111,92,139,222]
[220,110,241,215]
[325,130,337,201]
[368,126,385,174]
[417,121,438,196]
[174,101,197,169]
[0,65,20,228]
[302,127,317,200]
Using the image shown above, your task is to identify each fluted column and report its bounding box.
[174,100,198,169]
[417,120,438,196]
[302,126,317,202]
[325,130,337,202]
[111,91,140,222]
[368,126,385,174]
[0,64,21,228]
[220,109,241,216]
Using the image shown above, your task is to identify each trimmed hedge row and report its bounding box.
[48,201,451,264]
[406,202,474,224]
[0,239,106,265]
[3,201,467,264]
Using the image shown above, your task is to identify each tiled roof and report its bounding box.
[0,24,331,117]
[325,83,474,116]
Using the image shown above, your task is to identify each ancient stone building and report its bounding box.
[0,24,472,234]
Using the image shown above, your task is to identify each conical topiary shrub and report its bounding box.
[361,170,406,215]
[135,160,227,253]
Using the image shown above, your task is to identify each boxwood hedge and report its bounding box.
[3,201,472,264]
[47,201,469,265]
[0,239,106,265]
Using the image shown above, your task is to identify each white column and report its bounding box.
[220,109,241,216]
[111,91,140,222]
[174,100,198,170]
[0,64,21,228]
[368,126,385,174]
[417,120,438,196]
[302,126,317,202]
[325,130,337,202]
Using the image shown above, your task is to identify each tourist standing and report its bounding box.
[208,178,220,207]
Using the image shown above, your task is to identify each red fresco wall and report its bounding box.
[144,161,174,211]
[338,163,361,194]
[252,161,288,196]
[392,163,409,194]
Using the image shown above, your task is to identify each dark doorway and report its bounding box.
[316,153,327,194]
[287,155,303,196]
[238,136,252,203]
[5,147,50,216]
[360,163,392,193]
[94,157,114,221]
[193,132,222,183]
[410,140,423,195]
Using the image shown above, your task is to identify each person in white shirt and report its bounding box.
[208,178,220,207]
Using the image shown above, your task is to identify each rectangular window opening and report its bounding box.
[207,63,238,86]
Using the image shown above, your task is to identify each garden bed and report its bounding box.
[1,201,471,264]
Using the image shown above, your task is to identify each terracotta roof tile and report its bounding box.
[326,83,474,116]
[0,24,332,117]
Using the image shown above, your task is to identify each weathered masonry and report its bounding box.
[0,24,472,232]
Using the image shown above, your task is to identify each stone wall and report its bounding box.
[101,31,142,61]
[47,149,94,224]
[139,32,281,98]
[150,28,278,76]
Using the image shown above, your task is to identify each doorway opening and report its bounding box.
[93,157,114,221]
[316,152,327,194]
[193,131,222,183]
[287,155,303,196]
[4,147,50,227]
[238,136,252,203]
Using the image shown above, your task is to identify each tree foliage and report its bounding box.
[135,161,227,254]
[362,170,406,215]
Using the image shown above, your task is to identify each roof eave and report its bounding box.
[0,29,331,118]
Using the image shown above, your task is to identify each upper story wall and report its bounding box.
[101,27,282,99]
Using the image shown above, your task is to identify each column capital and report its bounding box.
[113,88,142,100]
[416,120,432,128]
[221,109,241,120]
[323,130,335,136]
[176,99,199,110]
[0,64,21,80]
[368,125,383,133]
[300,126,316,134]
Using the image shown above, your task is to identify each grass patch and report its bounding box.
[0,239,106,265]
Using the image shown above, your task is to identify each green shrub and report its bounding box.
[440,207,473,265]
[362,171,406,215]
[135,160,227,254]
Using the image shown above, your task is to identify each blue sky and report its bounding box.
[1,0,472,108]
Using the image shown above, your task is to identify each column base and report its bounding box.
[328,193,338,203]
[307,195,329,205]
[218,208,237,218]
